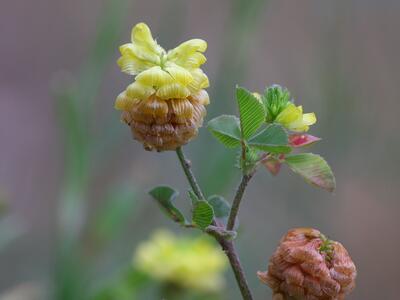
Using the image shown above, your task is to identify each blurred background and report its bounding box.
[1,0,399,299]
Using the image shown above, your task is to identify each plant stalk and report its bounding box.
[226,173,253,231]
[175,147,254,300]
[176,147,205,200]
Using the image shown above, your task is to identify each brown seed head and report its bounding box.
[257,228,356,300]
[117,89,209,151]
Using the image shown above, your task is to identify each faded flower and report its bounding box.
[134,229,227,292]
[115,23,209,151]
[257,228,356,300]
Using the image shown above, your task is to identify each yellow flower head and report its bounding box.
[133,230,227,292]
[275,103,316,132]
[115,23,210,151]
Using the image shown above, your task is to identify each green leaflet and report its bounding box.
[208,195,231,226]
[248,124,291,154]
[236,87,265,139]
[148,186,187,224]
[285,153,336,192]
[207,115,242,148]
[192,201,214,230]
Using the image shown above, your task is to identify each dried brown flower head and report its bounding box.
[117,90,209,151]
[257,228,356,300]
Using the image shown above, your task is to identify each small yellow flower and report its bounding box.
[133,230,227,292]
[115,23,210,151]
[275,103,316,132]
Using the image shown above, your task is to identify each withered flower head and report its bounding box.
[115,23,210,151]
[257,228,356,300]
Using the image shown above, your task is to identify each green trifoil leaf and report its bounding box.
[192,201,214,230]
[208,195,230,226]
[285,153,336,192]
[236,86,265,139]
[207,115,241,148]
[148,186,187,224]
[248,124,291,154]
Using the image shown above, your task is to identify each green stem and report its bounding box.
[226,173,254,231]
[176,146,205,200]
[175,147,254,300]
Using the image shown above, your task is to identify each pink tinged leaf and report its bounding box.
[285,153,336,192]
[289,134,321,148]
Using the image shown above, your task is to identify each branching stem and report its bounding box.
[175,147,254,300]
[226,173,254,231]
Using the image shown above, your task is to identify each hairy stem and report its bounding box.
[176,146,205,200]
[175,147,254,300]
[217,237,254,300]
[226,173,254,231]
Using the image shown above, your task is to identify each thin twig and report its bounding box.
[226,173,254,231]
[175,146,254,300]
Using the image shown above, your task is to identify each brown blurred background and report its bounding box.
[1,0,399,299]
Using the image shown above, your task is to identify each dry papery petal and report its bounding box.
[120,91,208,151]
[258,228,357,300]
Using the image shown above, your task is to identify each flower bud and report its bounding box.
[257,228,356,300]
[263,85,316,132]
[115,23,210,151]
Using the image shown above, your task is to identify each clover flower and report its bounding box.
[115,23,210,151]
[133,230,227,292]
[275,104,316,132]
[263,85,316,132]
[257,228,356,300]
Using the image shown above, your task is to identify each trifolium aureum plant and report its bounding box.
[114,23,356,300]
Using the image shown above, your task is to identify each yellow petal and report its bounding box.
[126,81,155,99]
[118,44,155,75]
[135,66,173,87]
[165,63,194,86]
[275,103,301,124]
[115,91,140,111]
[288,112,316,132]
[167,39,207,68]
[188,69,209,93]
[156,83,191,99]
[288,122,309,132]
[131,23,164,56]
[302,113,316,126]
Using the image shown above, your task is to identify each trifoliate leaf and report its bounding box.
[248,124,291,153]
[285,153,336,192]
[208,195,230,226]
[192,201,214,230]
[207,115,241,148]
[236,86,265,139]
[149,186,187,224]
